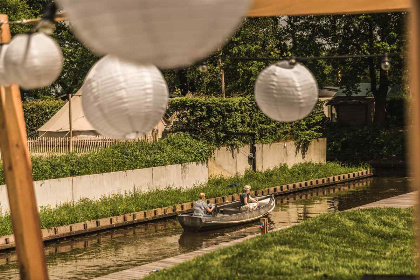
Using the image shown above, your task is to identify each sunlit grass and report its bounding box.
[145,208,415,280]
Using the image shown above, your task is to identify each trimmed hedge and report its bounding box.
[0,133,212,184]
[23,100,65,138]
[167,96,327,150]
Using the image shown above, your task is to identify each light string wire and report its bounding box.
[0,5,401,63]
[228,53,401,62]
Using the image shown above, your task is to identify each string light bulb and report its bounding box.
[198,63,208,73]
[381,53,391,71]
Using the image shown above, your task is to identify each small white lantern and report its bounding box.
[254,61,319,122]
[0,44,10,86]
[82,56,169,139]
[56,0,250,69]
[4,33,63,90]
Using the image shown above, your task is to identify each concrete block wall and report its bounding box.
[0,138,327,212]
[208,138,327,177]
[0,162,208,213]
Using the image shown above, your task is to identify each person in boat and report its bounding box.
[240,185,259,211]
[193,193,215,217]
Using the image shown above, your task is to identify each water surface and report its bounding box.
[0,176,411,279]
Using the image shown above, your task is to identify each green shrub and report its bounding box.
[167,96,327,150]
[23,100,65,138]
[324,124,405,164]
[0,162,365,235]
[0,133,212,184]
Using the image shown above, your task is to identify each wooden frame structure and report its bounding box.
[0,0,417,278]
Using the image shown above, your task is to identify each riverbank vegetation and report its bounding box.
[0,162,365,236]
[144,207,415,280]
[0,133,212,185]
[325,124,405,164]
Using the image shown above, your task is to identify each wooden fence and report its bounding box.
[24,131,159,156]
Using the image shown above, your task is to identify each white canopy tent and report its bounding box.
[37,89,166,138]
[37,89,98,137]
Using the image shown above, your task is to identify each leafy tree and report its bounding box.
[1,0,99,100]
[323,13,406,124]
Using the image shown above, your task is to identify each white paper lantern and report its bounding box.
[82,56,169,139]
[0,44,10,86]
[56,0,250,69]
[4,33,63,90]
[255,61,319,122]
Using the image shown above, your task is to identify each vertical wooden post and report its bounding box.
[221,68,225,99]
[0,15,49,279]
[260,218,268,234]
[408,1,420,275]
[68,94,73,153]
[218,52,225,98]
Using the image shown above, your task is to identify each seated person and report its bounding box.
[240,185,259,211]
[193,193,215,217]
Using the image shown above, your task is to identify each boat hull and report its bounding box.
[177,195,275,231]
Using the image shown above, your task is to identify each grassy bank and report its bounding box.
[0,162,364,236]
[144,208,415,280]
[0,133,212,184]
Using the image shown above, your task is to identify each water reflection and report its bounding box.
[0,176,411,279]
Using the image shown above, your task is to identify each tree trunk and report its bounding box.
[374,69,390,124]
[374,94,387,124]
[177,69,188,96]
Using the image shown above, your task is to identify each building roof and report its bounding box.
[319,87,338,98]
[327,96,375,106]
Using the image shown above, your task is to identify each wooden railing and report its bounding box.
[24,131,159,156]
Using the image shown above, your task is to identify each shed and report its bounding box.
[327,83,375,125]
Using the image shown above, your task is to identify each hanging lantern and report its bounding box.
[82,56,169,139]
[56,0,250,69]
[0,44,10,86]
[4,33,63,90]
[254,61,318,122]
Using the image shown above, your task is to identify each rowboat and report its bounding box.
[177,195,275,231]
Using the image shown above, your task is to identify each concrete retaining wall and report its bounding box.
[208,138,327,177]
[0,138,326,212]
[0,162,208,213]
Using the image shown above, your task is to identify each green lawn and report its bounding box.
[0,162,364,236]
[144,208,415,280]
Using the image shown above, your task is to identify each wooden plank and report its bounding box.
[247,0,410,16]
[0,14,49,279]
[407,1,420,275]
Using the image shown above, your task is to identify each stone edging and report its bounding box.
[0,169,373,251]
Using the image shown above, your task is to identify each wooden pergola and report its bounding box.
[0,0,417,279]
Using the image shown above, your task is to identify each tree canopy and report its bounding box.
[1,1,406,122]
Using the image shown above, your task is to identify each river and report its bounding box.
[0,176,411,279]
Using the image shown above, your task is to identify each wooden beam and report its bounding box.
[407,1,420,274]
[0,15,49,279]
[247,0,410,16]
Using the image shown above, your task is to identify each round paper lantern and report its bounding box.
[56,0,250,69]
[255,61,319,122]
[82,56,169,139]
[4,33,63,90]
[0,44,10,86]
